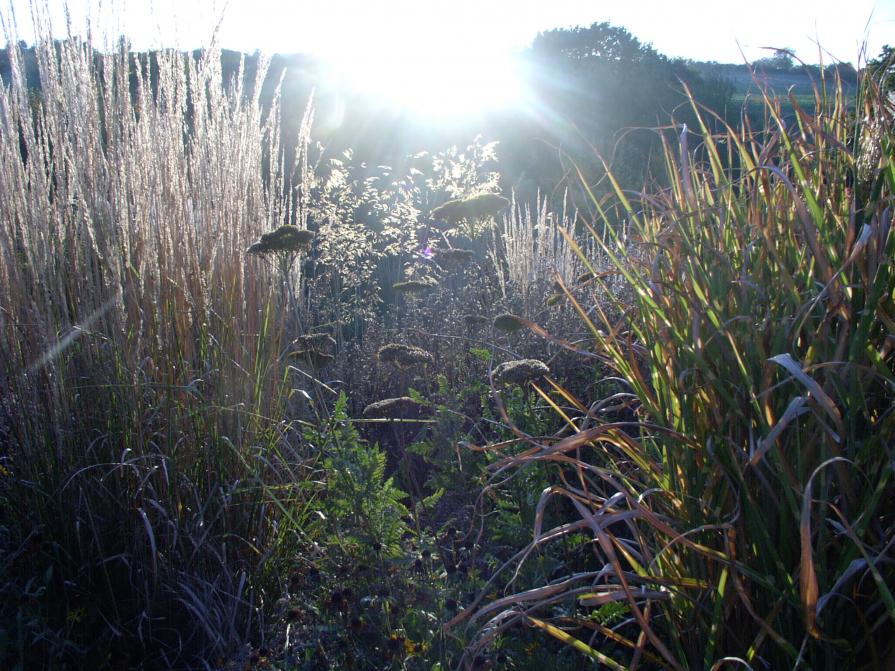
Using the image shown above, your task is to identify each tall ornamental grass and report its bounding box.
[465,74,895,668]
[0,34,312,668]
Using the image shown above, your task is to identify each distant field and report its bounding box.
[729,72,856,119]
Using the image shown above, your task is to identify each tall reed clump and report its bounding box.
[0,34,312,668]
[463,75,895,668]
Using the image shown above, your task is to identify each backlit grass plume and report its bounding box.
[0,32,316,667]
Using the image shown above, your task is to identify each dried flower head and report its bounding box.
[362,396,431,419]
[296,333,336,354]
[493,313,525,333]
[393,278,437,294]
[290,349,335,369]
[247,225,315,255]
[436,248,474,271]
[377,343,434,369]
[492,359,550,386]
[430,193,509,223]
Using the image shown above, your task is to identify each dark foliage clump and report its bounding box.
[493,313,525,333]
[247,225,315,255]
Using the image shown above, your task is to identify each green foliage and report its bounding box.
[311,393,411,556]
[867,44,895,89]
[466,73,895,669]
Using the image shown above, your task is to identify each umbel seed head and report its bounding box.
[392,278,437,294]
[436,248,475,271]
[362,397,431,419]
[430,193,509,224]
[295,333,336,353]
[247,225,315,255]
[492,359,550,386]
[377,343,434,369]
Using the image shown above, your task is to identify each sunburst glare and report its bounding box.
[316,15,526,121]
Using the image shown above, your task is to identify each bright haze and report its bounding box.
[3,0,893,121]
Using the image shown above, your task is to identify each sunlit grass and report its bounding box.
[462,71,895,669]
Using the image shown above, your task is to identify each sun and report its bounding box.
[316,14,526,122]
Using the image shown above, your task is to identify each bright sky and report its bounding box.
[4,0,891,64]
[3,1,893,120]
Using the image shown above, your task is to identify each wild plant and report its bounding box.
[0,32,313,667]
[491,191,585,302]
[459,71,895,668]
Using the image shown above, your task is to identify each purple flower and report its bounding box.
[422,246,434,259]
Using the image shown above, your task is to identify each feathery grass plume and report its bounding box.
[0,26,319,667]
[247,225,314,255]
[492,313,525,333]
[377,343,434,369]
[362,397,431,419]
[392,278,437,294]
[492,192,586,303]
[492,359,549,386]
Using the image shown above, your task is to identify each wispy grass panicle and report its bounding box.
[491,191,588,302]
[0,30,316,668]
